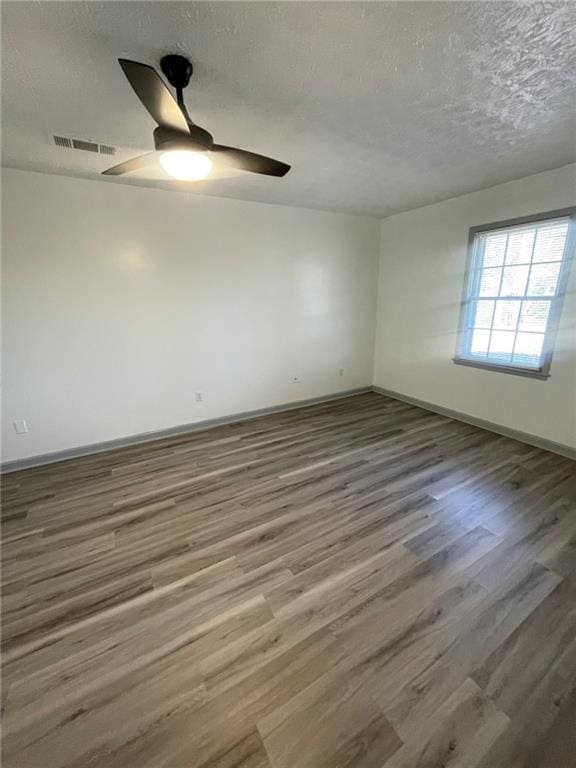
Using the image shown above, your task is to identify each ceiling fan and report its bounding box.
[102,55,291,181]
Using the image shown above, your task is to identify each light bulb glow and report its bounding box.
[159,150,212,181]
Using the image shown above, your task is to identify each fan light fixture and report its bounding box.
[159,150,212,180]
[102,57,290,179]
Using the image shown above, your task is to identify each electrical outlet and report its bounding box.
[195,392,203,402]
[13,419,29,435]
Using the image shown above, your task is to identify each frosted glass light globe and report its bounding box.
[160,150,212,181]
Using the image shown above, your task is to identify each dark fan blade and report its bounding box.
[101,152,158,176]
[119,59,189,133]
[211,145,290,177]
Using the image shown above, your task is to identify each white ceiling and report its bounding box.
[2,1,575,217]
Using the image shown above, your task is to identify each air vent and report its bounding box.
[53,135,73,149]
[53,136,116,156]
[72,138,98,153]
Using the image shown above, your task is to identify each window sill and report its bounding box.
[452,357,549,380]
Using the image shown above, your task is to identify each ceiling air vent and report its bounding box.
[53,135,73,149]
[53,136,116,156]
[72,138,98,153]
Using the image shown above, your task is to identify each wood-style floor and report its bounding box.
[2,392,576,768]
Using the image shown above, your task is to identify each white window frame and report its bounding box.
[454,207,575,380]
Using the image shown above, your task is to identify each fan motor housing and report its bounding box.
[154,125,213,152]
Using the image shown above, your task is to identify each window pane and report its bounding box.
[527,263,561,296]
[518,300,550,333]
[472,300,494,328]
[479,268,501,296]
[505,229,535,264]
[483,233,507,267]
[513,332,544,364]
[471,329,490,355]
[532,222,569,263]
[492,300,520,330]
[458,215,571,374]
[500,265,529,296]
[489,330,515,359]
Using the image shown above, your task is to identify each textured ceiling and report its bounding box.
[2,1,575,217]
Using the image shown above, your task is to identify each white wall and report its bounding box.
[2,169,379,463]
[4,164,575,466]
[374,164,576,450]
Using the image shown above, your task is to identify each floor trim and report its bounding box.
[4,384,573,473]
[372,385,576,461]
[1,387,372,474]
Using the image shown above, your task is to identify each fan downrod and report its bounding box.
[160,54,193,89]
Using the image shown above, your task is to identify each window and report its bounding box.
[454,208,575,379]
